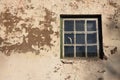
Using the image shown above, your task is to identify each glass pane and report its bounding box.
[87,46,97,57]
[64,20,74,31]
[76,34,85,44]
[75,20,85,31]
[76,46,85,57]
[64,46,74,57]
[64,34,74,44]
[87,20,96,31]
[87,33,97,44]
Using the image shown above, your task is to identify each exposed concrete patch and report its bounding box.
[0,6,56,55]
[0,8,22,34]
[39,8,56,28]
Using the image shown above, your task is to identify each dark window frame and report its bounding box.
[60,14,104,59]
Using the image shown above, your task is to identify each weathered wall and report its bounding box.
[0,0,120,80]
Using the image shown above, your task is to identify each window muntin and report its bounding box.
[63,18,99,58]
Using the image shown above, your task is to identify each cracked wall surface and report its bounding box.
[0,0,120,80]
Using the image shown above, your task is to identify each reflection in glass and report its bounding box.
[76,46,85,57]
[87,20,96,31]
[87,33,97,44]
[64,46,74,57]
[87,46,97,57]
[76,34,85,44]
[75,20,85,31]
[64,34,74,44]
[64,20,74,31]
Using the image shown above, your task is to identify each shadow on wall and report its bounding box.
[107,0,120,40]
[104,1,120,80]
[104,53,120,80]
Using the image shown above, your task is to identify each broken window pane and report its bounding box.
[87,20,96,31]
[64,20,74,31]
[64,46,74,57]
[87,46,97,57]
[76,46,85,57]
[64,34,74,44]
[75,20,85,31]
[76,34,85,44]
[87,33,97,44]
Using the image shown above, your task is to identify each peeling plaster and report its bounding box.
[0,8,22,34]
[0,6,57,55]
[69,2,78,10]
[0,0,120,80]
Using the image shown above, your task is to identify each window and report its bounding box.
[60,15,104,59]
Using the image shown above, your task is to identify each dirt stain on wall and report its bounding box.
[69,2,78,10]
[108,0,119,8]
[0,37,3,45]
[111,47,117,55]
[75,0,85,3]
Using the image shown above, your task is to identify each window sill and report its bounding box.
[60,57,101,64]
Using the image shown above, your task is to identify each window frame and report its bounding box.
[60,15,104,59]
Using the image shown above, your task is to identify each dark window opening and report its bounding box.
[60,15,104,59]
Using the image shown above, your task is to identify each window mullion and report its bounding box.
[74,20,76,57]
[85,19,87,57]
[63,20,65,58]
[96,20,99,57]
